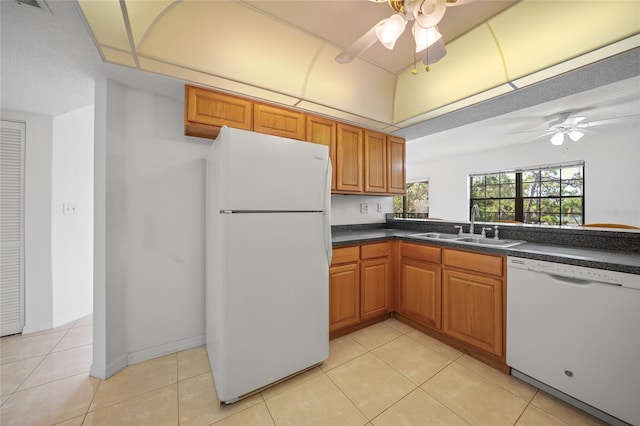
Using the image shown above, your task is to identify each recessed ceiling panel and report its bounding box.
[305,44,396,124]
[124,0,175,48]
[138,57,302,107]
[77,0,130,51]
[394,24,506,123]
[492,0,640,81]
[101,46,137,68]
[136,1,323,99]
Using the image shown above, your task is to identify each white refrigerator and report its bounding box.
[206,126,332,404]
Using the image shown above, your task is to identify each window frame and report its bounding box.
[394,181,430,219]
[469,162,585,226]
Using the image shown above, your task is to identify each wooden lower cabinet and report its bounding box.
[399,258,441,328]
[330,242,392,335]
[329,246,360,332]
[329,262,360,332]
[442,269,503,356]
[361,257,390,320]
[329,240,507,371]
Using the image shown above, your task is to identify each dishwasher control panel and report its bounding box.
[507,257,639,288]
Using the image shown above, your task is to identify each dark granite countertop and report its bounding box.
[332,228,640,275]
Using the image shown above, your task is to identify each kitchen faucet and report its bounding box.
[470,204,480,234]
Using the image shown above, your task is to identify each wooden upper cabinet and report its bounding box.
[364,130,387,193]
[253,103,305,140]
[306,115,337,191]
[387,136,406,194]
[336,123,364,193]
[184,85,252,138]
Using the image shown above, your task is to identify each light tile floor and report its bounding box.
[0,317,607,426]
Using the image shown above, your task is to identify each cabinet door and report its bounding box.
[442,269,503,356]
[185,86,252,135]
[253,104,305,140]
[361,257,390,320]
[336,123,363,192]
[329,263,360,332]
[387,136,406,194]
[399,258,441,328]
[306,115,336,190]
[364,130,387,193]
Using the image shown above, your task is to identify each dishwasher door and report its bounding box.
[507,257,640,426]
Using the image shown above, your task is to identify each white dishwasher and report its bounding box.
[507,257,640,426]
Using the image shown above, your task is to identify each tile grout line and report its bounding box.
[323,365,372,424]
[13,343,94,393]
[2,323,76,400]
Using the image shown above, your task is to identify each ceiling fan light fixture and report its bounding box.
[568,130,584,142]
[550,132,565,145]
[412,0,447,28]
[413,23,442,52]
[375,13,407,49]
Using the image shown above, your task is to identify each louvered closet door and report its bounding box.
[0,120,25,336]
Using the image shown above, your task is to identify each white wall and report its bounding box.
[1,109,54,334]
[331,195,394,225]
[407,125,640,226]
[92,79,210,378]
[51,105,94,327]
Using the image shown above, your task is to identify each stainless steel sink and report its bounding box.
[411,232,461,240]
[454,236,526,247]
[410,232,526,247]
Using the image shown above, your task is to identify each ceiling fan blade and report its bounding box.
[562,116,586,126]
[419,37,447,65]
[335,23,380,64]
[506,128,551,135]
[445,0,479,6]
[578,114,640,128]
[517,131,555,144]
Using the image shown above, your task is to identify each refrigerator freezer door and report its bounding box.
[207,211,329,403]
[215,127,330,212]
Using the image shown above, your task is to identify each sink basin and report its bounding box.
[455,237,526,247]
[411,232,461,240]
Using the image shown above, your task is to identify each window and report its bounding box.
[470,162,584,226]
[394,181,429,219]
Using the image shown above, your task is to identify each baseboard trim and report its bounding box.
[126,334,206,365]
[22,321,54,335]
[90,353,127,380]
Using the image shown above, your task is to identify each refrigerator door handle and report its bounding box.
[323,159,333,265]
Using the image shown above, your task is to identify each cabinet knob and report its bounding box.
[564,370,574,377]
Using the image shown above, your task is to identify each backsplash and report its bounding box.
[331,195,393,225]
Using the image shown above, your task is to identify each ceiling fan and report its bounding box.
[335,0,475,72]
[511,113,640,146]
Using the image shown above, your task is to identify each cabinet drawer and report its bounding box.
[331,246,360,265]
[443,249,503,277]
[400,242,441,263]
[361,242,390,259]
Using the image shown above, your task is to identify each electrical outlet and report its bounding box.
[63,203,78,215]
[377,203,383,212]
[360,203,368,214]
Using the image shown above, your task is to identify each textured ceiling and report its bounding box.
[0,0,104,116]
